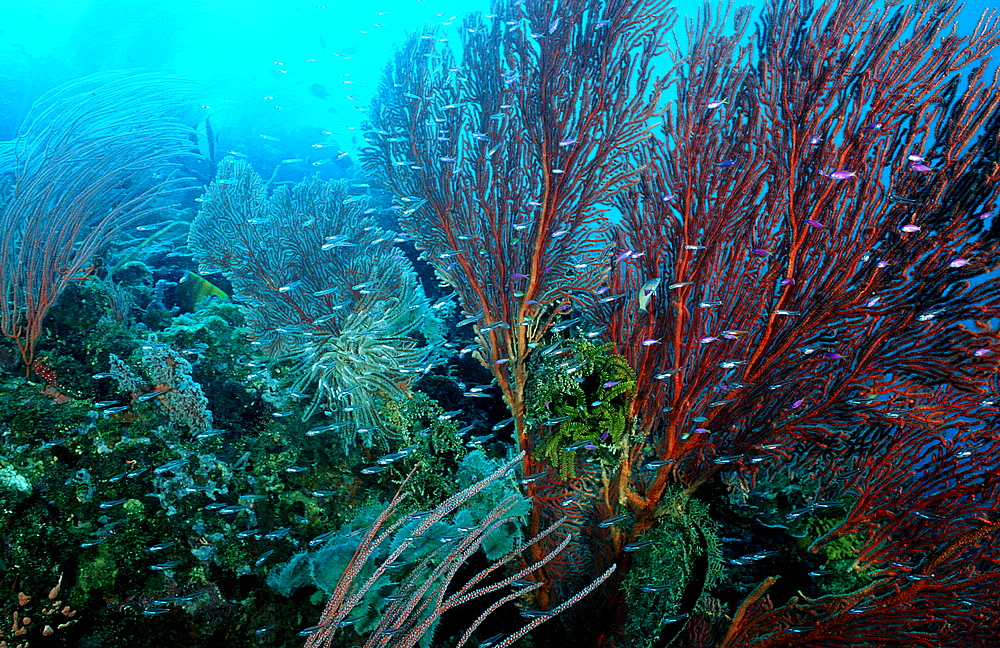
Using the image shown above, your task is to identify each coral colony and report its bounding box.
[2,0,1000,647]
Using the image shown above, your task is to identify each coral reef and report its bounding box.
[3,0,1000,647]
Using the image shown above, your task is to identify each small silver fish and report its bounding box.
[263,527,290,540]
[148,542,175,552]
[465,434,494,448]
[491,417,515,431]
[143,608,171,615]
[102,405,130,414]
[376,448,415,465]
[154,459,189,475]
[597,514,627,528]
[135,388,170,403]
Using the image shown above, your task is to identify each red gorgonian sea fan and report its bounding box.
[340,0,1000,645]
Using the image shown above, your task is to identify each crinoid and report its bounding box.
[190,158,435,449]
[283,287,433,450]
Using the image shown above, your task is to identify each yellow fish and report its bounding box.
[638,278,661,312]
[175,270,229,310]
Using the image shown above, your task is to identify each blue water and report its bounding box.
[1,0,499,149]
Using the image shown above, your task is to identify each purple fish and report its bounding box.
[551,229,568,238]
[616,249,633,263]
[717,160,736,168]
[751,248,771,257]
[602,381,620,388]
[863,122,883,131]
[495,358,510,365]
[978,211,994,220]
[901,224,920,232]
[809,136,822,144]
[806,219,826,228]
[949,258,969,268]
[973,348,992,357]
[699,336,718,344]
[829,170,856,180]
[910,163,932,173]
[510,273,528,279]
[908,154,925,162]
[559,138,577,146]
[823,352,845,360]
[641,338,660,346]
[780,278,796,286]
[791,399,804,408]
